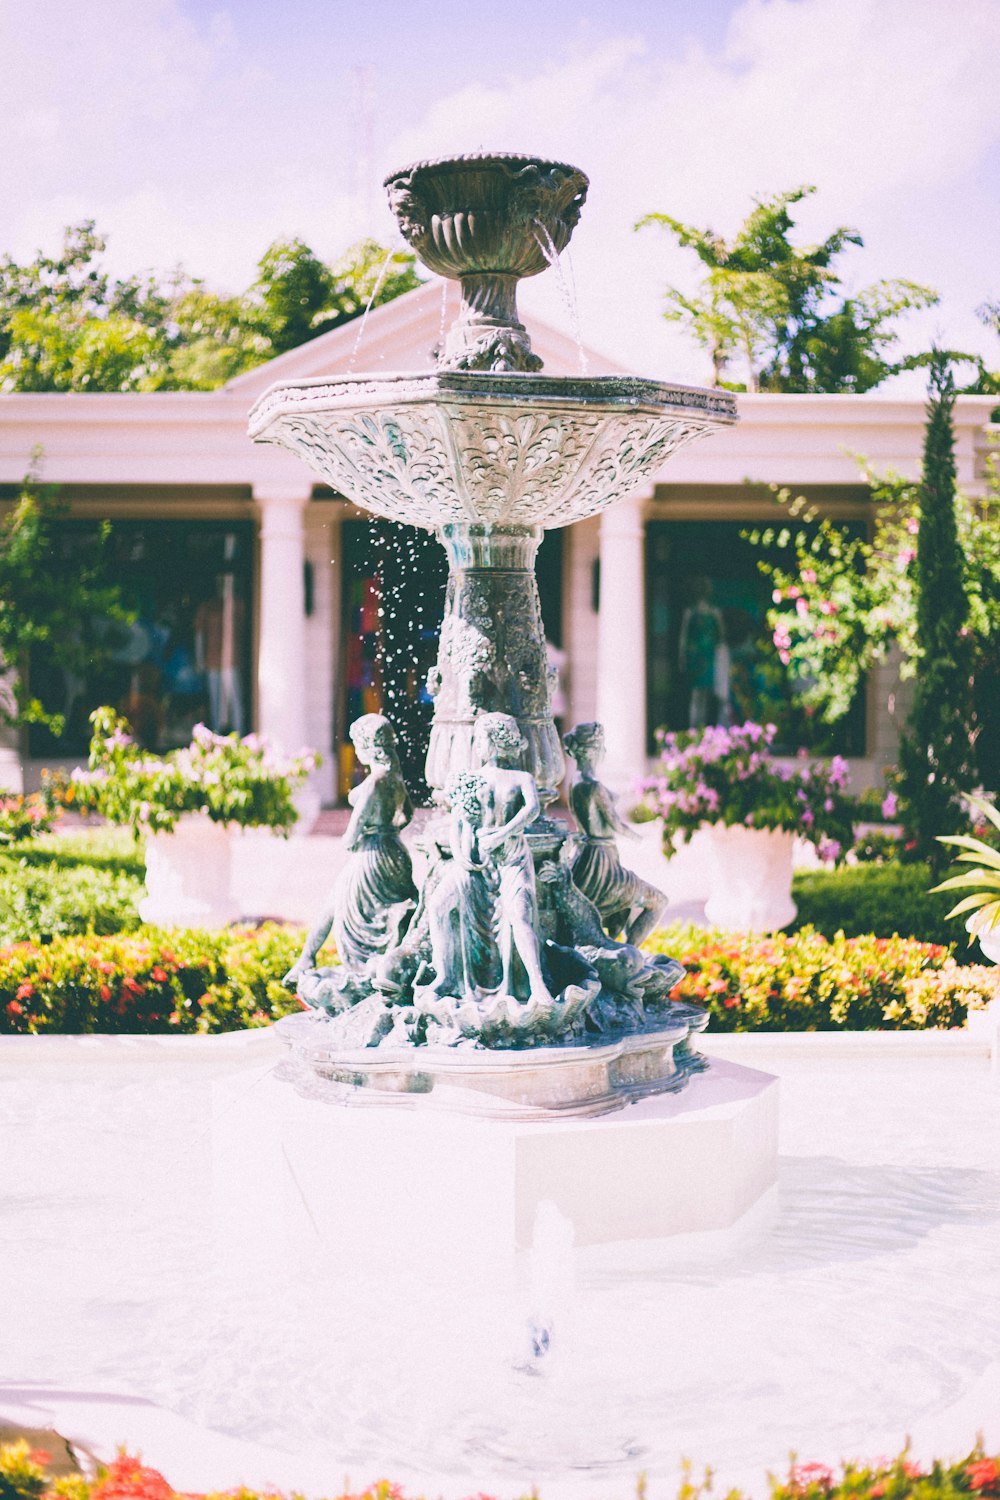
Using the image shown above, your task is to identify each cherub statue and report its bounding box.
[562,721,667,946]
[425,712,552,1005]
[283,714,416,995]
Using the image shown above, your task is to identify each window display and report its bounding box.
[28,520,253,758]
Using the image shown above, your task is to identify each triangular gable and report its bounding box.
[225,278,627,394]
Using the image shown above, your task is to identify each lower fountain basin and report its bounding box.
[248,369,736,530]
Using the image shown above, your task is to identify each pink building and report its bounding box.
[0,280,995,806]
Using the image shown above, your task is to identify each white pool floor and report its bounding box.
[2,1039,999,1499]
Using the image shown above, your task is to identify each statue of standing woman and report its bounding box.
[563,721,666,946]
[425,712,553,1005]
[284,714,417,996]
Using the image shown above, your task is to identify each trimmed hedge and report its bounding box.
[791,860,974,954]
[0,856,143,945]
[0,924,309,1034]
[648,922,999,1031]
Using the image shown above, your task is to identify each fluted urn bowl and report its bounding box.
[248,369,738,531]
[384,153,589,281]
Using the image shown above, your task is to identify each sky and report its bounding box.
[2,0,999,391]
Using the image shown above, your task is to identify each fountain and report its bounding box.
[246,154,771,1243]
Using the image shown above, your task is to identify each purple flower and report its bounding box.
[882,791,898,819]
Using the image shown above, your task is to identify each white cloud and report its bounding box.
[1,0,997,388]
[382,0,1000,383]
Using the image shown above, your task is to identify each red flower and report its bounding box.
[6,999,23,1016]
[967,1459,1000,1491]
[28,1448,51,1465]
[723,996,740,1009]
[16,981,34,1000]
[99,985,112,1002]
[789,1463,834,1492]
[92,1452,174,1500]
[151,966,168,983]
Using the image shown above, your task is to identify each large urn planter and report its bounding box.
[139,813,240,929]
[702,823,797,933]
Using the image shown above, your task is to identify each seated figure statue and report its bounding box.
[284,714,416,999]
[426,711,553,1006]
[562,720,667,946]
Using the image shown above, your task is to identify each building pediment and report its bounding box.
[225,279,628,396]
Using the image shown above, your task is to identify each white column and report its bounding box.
[595,495,648,794]
[255,487,310,756]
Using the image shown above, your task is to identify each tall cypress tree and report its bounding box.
[898,351,978,871]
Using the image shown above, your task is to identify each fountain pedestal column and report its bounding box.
[425,523,564,801]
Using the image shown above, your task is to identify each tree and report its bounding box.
[0,225,421,393]
[756,355,990,862]
[0,465,130,735]
[896,353,978,868]
[636,187,938,392]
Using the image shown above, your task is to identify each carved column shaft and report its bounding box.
[425,522,564,801]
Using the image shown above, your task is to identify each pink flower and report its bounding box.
[882,791,898,818]
[801,568,817,584]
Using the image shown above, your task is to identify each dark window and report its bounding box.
[645,519,866,756]
[28,519,254,759]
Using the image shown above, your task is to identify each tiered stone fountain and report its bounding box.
[248,153,739,1122]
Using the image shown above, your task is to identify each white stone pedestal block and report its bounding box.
[211,1056,778,1269]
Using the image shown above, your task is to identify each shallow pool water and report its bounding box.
[2,1040,999,1499]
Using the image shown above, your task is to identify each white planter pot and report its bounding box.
[139,814,240,929]
[702,824,797,932]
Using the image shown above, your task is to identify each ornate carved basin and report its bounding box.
[248,369,736,531]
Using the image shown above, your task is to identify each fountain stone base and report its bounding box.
[275,1011,702,1120]
[213,1050,778,1256]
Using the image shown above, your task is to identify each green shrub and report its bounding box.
[791,860,974,954]
[0,924,311,1034]
[0,856,143,944]
[647,921,998,1031]
[12,826,145,876]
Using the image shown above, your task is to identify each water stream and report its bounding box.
[533,220,589,375]
[347,246,397,372]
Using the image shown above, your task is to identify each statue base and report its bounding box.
[275,1011,703,1120]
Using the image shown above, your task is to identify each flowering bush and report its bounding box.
[646,922,999,1031]
[70,708,319,836]
[0,924,312,1034]
[640,721,854,859]
[0,775,65,844]
[3,1442,1000,1500]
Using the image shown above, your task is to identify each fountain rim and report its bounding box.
[382,151,589,188]
[248,369,739,439]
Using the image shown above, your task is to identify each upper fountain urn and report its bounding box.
[384,153,589,373]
